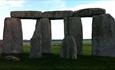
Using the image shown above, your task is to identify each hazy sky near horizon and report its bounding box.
[0,0,115,40]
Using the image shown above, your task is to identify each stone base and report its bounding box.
[61,35,77,59]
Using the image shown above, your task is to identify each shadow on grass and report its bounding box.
[0,53,115,70]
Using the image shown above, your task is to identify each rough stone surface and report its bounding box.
[92,14,115,57]
[0,40,3,54]
[4,55,20,61]
[41,18,51,54]
[3,17,23,55]
[43,11,73,19]
[30,18,51,58]
[11,11,73,19]
[73,8,106,17]
[29,19,42,58]
[61,35,77,59]
[64,17,82,55]
[11,11,42,19]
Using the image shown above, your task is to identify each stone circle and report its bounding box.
[1,8,115,60]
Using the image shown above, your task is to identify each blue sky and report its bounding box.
[0,0,115,40]
[24,0,91,9]
[7,0,109,11]
[26,0,112,8]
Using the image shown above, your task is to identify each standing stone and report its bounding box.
[61,35,77,59]
[3,17,23,56]
[41,18,51,54]
[0,40,3,55]
[64,17,82,55]
[92,14,115,57]
[30,18,51,58]
[29,19,42,58]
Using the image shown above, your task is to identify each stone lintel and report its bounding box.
[42,10,73,19]
[11,11,73,19]
[11,11,42,19]
[73,8,106,17]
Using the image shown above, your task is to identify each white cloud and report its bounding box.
[81,18,92,39]
[7,0,25,7]
[51,20,64,39]
[21,19,36,40]
[0,0,25,7]
[49,0,65,9]
[69,1,115,17]
[40,0,66,11]
[0,0,26,40]
[0,0,115,39]
[64,1,115,39]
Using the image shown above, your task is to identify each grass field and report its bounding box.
[0,39,115,70]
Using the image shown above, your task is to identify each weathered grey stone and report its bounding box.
[41,18,51,54]
[92,14,115,57]
[11,11,42,19]
[30,18,51,58]
[43,11,73,19]
[61,35,77,59]
[4,55,20,61]
[0,40,3,54]
[64,17,82,55]
[73,8,106,17]
[11,11,73,19]
[29,19,42,58]
[3,17,23,55]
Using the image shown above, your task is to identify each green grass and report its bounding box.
[0,40,115,70]
[51,46,61,55]
[82,39,92,55]
[23,43,31,54]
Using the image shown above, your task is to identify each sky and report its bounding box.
[0,0,115,40]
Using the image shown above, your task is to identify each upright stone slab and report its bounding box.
[3,17,23,56]
[61,35,77,59]
[29,19,42,58]
[92,14,115,57]
[41,18,51,54]
[64,17,82,55]
[0,40,3,54]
